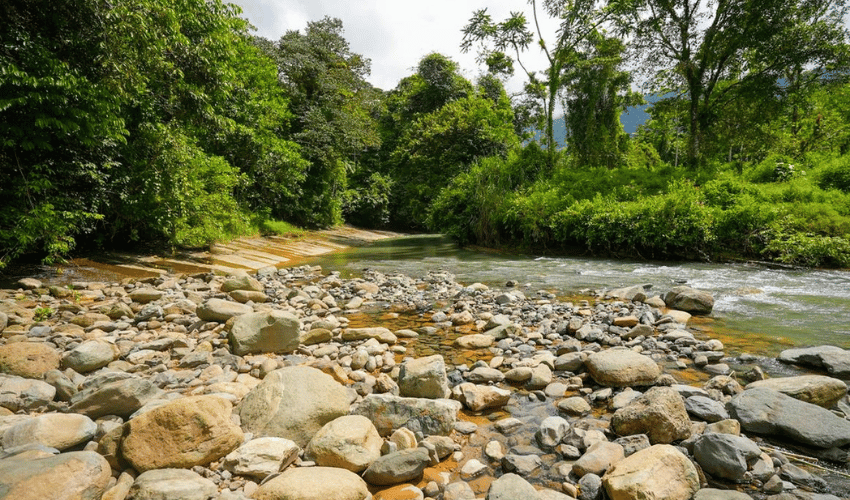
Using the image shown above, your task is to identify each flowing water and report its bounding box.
[307,234,850,358]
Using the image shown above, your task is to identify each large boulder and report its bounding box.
[362,448,431,486]
[0,374,55,412]
[727,387,850,448]
[3,413,96,451]
[228,310,300,356]
[305,415,382,472]
[61,340,118,373]
[746,375,847,408]
[693,432,762,482]
[0,342,59,379]
[611,387,691,444]
[221,275,263,293]
[486,473,540,500]
[253,466,371,500]
[602,445,700,500]
[69,375,163,419]
[586,348,660,387]
[454,383,511,412]
[397,355,450,399]
[196,298,252,322]
[779,345,850,379]
[126,468,217,500]
[664,286,714,315]
[221,437,300,480]
[573,441,625,478]
[238,366,350,447]
[0,451,111,500]
[122,395,243,472]
[350,394,461,437]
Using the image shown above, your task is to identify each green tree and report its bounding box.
[376,54,518,228]
[261,17,382,227]
[563,34,642,168]
[622,0,850,166]
[461,1,616,169]
[0,0,126,265]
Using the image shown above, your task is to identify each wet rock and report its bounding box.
[455,334,494,349]
[779,346,850,379]
[538,416,570,448]
[229,289,268,303]
[745,375,847,408]
[466,366,505,384]
[528,363,553,389]
[0,451,111,500]
[69,375,163,419]
[390,427,417,450]
[398,355,450,399]
[693,489,754,500]
[301,328,332,346]
[3,413,96,451]
[196,298,252,322]
[352,394,460,437]
[122,395,243,472]
[127,468,217,500]
[0,374,55,412]
[685,395,730,422]
[228,310,300,356]
[305,415,382,472]
[0,342,60,379]
[501,453,542,475]
[221,275,263,293]
[454,383,511,412]
[444,481,476,500]
[779,463,829,492]
[664,286,714,315]
[574,441,625,477]
[607,284,652,302]
[558,396,591,416]
[586,347,660,387]
[615,434,651,457]
[486,473,540,500]
[693,432,762,482]
[253,466,371,500]
[578,473,602,500]
[61,340,118,373]
[362,448,430,486]
[727,387,850,448]
[342,327,396,343]
[239,366,350,447]
[602,445,700,500]
[554,352,585,372]
[222,436,300,479]
[611,387,692,444]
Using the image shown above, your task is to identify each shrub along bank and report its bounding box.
[429,146,850,268]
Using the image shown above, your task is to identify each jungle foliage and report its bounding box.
[2,0,850,269]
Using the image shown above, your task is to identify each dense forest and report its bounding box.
[2,0,850,268]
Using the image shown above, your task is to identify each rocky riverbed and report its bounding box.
[0,265,848,500]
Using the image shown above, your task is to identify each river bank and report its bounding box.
[0,263,848,499]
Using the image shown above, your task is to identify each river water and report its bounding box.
[307,235,850,358]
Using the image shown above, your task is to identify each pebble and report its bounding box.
[0,266,843,499]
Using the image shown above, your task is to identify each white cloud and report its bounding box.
[229,0,557,93]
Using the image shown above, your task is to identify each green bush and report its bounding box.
[343,173,394,228]
[816,155,850,193]
[763,219,850,267]
[551,180,715,259]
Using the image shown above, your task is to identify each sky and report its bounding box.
[228,0,559,93]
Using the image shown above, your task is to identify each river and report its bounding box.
[4,234,849,359]
[307,235,850,359]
